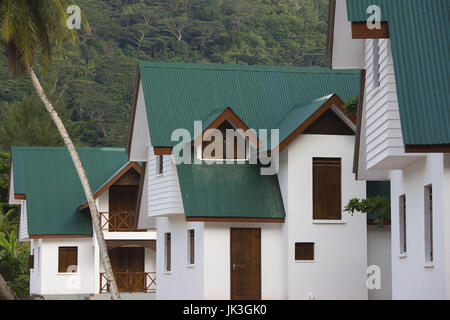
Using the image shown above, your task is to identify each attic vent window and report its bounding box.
[372,38,381,89]
[202,120,248,160]
[156,155,163,175]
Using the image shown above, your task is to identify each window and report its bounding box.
[165,233,171,272]
[187,229,195,265]
[313,158,341,220]
[424,185,433,262]
[295,243,314,261]
[372,38,381,88]
[399,195,407,254]
[28,254,34,269]
[58,247,78,273]
[156,155,163,175]
[202,121,248,160]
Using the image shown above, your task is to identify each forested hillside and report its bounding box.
[0,0,330,150]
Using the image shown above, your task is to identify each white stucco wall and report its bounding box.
[203,222,286,300]
[155,215,204,300]
[33,238,96,295]
[367,226,392,300]
[279,134,368,300]
[390,154,448,299]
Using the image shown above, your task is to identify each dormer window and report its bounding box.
[372,38,381,89]
[202,120,248,160]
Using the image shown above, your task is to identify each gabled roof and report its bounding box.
[346,0,450,148]
[136,61,361,149]
[10,147,129,236]
[269,93,355,152]
[176,161,285,221]
[79,161,141,210]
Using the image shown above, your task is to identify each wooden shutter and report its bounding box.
[28,255,34,269]
[313,158,341,220]
[295,243,314,260]
[58,247,78,273]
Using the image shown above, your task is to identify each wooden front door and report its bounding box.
[109,185,138,231]
[230,228,261,300]
[109,247,145,292]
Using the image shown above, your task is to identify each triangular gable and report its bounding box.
[79,162,142,210]
[192,107,260,148]
[271,94,355,154]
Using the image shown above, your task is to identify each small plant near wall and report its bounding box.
[344,196,391,229]
[343,96,358,117]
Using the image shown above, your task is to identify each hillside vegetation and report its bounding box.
[0,0,330,149]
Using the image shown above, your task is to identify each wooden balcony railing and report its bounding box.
[99,211,141,232]
[100,272,156,293]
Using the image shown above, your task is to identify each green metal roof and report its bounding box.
[176,162,285,219]
[11,147,129,235]
[346,0,450,146]
[271,94,334,150]
[139,62,360,147]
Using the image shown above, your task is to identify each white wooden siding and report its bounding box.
[147,145,184,217]
[364,39,403,169]
[19,200,29,241]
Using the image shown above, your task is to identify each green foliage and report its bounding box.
[0,231,29,283]
[10,274,30,299]
[0,152,9,202]
[0,96,66,151]
[0,0,331,148]
[0,207,17,235]
[343,96,358,116]
[344,196,391,229]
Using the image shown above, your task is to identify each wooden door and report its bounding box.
[230,228,261,300]
[109,185,138,231]
[109,247,144,292]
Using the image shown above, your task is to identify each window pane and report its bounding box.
[424,186,433,262]
[399,195,407,254]
[58,247,78,273]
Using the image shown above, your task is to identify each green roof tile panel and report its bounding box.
[11,147,129,235]
[176,162,285,219]
[347,0,450,146]
[139,62,360,147]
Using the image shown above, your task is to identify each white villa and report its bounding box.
[9,147,156,298]
[127,61,391,300]
[328,0,450,299]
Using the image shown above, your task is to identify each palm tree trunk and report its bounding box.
[26,67,121,300]
[0,272,15,300]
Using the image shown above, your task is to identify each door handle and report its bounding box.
[232,264,236,270]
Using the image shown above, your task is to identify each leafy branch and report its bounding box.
[344,196,390,229]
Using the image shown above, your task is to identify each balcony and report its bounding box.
[100,272,156,293]
[99,211,144,232]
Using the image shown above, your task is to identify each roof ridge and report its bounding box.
[138,61,360,75]
[11,146,126,152]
